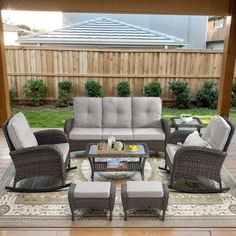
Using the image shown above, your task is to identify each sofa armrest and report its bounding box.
[161,118,170,141]
[64,118,74,136]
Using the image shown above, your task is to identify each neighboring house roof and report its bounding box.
[18,17,186,47]
[3,23,31,33]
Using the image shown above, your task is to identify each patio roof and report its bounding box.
[18,17,186,47]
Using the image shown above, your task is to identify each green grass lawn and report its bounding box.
[12,107,236,128]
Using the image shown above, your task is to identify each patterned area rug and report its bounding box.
[1,156,236,227]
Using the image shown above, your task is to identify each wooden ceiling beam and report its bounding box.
[217,3,236,117]
[0,10,11,126]
[1,0,231,15]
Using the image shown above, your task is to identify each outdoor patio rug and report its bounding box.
[1,155,236,227]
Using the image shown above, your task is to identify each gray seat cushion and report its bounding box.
[69,128,102,140]
[54,143,69,163]
[127,181,163,198]
[102,128,133,140]
[102,97,132,128]
[7,112,38,150]
[133,128,165,140]
[73,97,102,128]
[201,115,231,151]
[132,97,162,128]
[166,144,181,163]
[74,182,111,198]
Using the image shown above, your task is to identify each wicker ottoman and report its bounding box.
[68,182,116,221]
[121,181,169,220]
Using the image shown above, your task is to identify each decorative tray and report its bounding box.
[96,143,125,154]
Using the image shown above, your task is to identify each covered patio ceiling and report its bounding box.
[0,0,236,125]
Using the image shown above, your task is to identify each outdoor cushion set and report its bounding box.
[64,97,170,153]
[2,96,235,220]
[68,181,169,221]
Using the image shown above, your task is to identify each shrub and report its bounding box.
[85,80,103,97]
[196,80,218,109]
[143,81,162,97]
[23,79,48,106]
[9,89,17,107]
[116,81,131,97]
[232,81,236,107]
[169,81,191,109]
[57,81,73,106]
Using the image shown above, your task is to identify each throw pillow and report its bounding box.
[183,131,210,147]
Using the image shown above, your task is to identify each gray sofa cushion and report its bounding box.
[201,115,231,151]
[74,97,102,128]
[7,112,38,150]
[54,143,69,163]
[166,144,181,163]
[102,128,133,140]
[69,128,102,140]
[132,97,162,128]
[133,128,165,140]
[102,97,132,128]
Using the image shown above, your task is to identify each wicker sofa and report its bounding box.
[64,97,169,153]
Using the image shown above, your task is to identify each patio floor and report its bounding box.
[0,128,236,235]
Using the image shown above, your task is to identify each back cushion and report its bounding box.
[132,97,162,128]
[74,97,102,128]
[103,97,132,128]
[7,112,38,150]
[201,115,231,151]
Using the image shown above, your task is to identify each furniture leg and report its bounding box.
[141,170,144,180]
[162,210,166,221]
[124,210,127,221]
[109,209,112,221]
[72,211,75,221]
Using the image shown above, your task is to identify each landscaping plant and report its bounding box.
[23,79,48,106]
[9,88,17,107]
[232,81,236,107]
[143,81,162,97]
[116,81,131,97]
[57,80,73,106]
[196,80,218,109]
[85,80,103,97]
[169,81,191,109]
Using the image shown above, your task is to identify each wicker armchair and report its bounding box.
[164,116,235,193]
[3,114,76,193]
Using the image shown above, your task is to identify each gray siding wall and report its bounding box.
[63,13,207,49]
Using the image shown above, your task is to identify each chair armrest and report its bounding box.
[174,146,227,165]
[9,145,64,167]
[64,118,74,136]
[168,130,193,144]
[34,130,68,145]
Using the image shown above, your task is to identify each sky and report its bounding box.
[2,10,63,31]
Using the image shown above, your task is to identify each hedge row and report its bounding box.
[9,79,236,109]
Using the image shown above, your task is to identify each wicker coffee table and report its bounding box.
[86,143,149,181]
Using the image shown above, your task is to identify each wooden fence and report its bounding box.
[5,46,234,102]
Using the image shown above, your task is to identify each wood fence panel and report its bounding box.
[5,46,235,101]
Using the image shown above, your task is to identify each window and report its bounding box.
[213,17,225,29]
